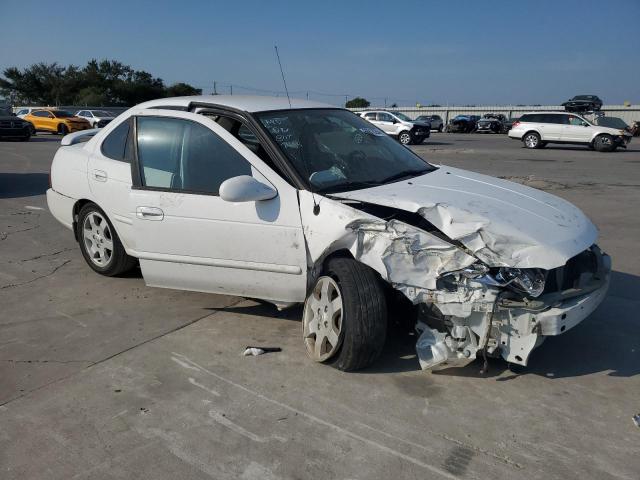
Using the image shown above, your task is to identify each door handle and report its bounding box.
[136,206,164,221]
[92,170,107,182]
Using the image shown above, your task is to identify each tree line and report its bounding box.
[0,59,202,106]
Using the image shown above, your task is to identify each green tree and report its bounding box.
[0,59,201,106]
[165,82,202,97]
[345,97,370,108]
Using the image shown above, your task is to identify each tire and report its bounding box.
[539,141,547,148]
[593,134,615,152]
[398,131,412,145]
[20,132,31,142]
[302,257,387,371]
[438,124,443,132]
[76,203,136,276]
[523,132,541,149]
[57,123,69,135]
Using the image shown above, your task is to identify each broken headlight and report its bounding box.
[495,268,545,297]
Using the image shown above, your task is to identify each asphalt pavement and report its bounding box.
[1,132,638,480]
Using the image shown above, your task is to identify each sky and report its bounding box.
[1,0,639,106]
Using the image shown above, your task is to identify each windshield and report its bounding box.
[594,116,628,129]
[92,110,112,117]
[256,109,435,194]
[391,111,411,122]
[52,111,74,118]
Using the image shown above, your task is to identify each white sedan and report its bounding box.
[74,109,116,128]
[47,95,610,372]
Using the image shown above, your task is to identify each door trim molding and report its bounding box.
[132,250,303,275]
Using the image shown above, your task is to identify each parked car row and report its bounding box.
[2,108,117,140]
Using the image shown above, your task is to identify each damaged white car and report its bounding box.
[47,96,611,372]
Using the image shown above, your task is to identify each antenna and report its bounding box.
[274,45,292,108]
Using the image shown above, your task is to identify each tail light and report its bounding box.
[512,121,521,128]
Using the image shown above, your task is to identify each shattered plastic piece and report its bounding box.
[633,414,640,428]
[242,346,282,356]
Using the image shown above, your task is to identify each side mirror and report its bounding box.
[581,122,589,127]
[219,175,277,203]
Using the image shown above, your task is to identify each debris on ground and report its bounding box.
[243,346,282,356]
[633,414,640,428]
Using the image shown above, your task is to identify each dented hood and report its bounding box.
[332,166,597,269]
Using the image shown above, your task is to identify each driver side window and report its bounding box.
[136,117,252,195]
[378,113,393,122]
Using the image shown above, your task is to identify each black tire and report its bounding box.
[593,134,615,152]
[76,203,136,276]
[58,123,69,135]
[324,257,387,371]
[398,131,412,145]
[437,124,443,132]
[20,132,31,142]
[523,132,541,149]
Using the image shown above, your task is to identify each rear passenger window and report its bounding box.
[101,120,131,162]
[364,113,376,120]
[136,117,252,195]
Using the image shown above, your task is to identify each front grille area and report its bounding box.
[543,246,600,294]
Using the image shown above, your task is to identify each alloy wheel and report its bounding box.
[303,276,344,362]
[525,134,538,148]
[399,132,411,145]
[82,211,114,267]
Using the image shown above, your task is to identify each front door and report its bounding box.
[376,112,397,135]
[129,110,307,303]
[562,114,592,142]
[539,113,566,141]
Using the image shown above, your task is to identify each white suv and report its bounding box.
[508,112,632,152]
[360,110,431,145]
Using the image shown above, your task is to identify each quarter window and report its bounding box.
[364,112,376,120]
[101,120,132,162]
[136,117,252,195]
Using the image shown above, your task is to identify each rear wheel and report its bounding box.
[302,257,387,371]
[437,124,443,132]
[593,134,615,152]
[523,132,541,149]
[57,123,69,135]
[76,203,136,276]
[20,132,31,142]
[398,131,412,145]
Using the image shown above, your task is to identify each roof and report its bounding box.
[137,95,335,113]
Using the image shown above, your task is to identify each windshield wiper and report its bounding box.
[379,169,430,184]
[318,180,383,194]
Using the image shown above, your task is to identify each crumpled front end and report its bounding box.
[414,245,610,370]
[299,184,610,372]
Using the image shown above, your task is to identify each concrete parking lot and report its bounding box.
[1,132,639,479]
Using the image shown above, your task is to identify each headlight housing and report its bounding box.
[495,268,545,297]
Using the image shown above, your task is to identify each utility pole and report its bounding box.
[213,81,217,95]
[344,95,348,106]
[306,91,309,100]
[230,85,233,95]
[384,98,387,108]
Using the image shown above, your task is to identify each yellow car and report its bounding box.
[24,109,92,135]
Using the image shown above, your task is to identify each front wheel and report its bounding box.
[77,203,136,276]
[523,132,541,149]
[57,123,69,135]
[593,134,615,152]
[438,124,443,132]
[398,131,412,145]
[302,257,387,371]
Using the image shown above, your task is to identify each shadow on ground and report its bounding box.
[0,173,49,198]
[207,271,639,379]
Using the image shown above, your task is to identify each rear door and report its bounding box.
[539,114,565,141]
[128,110,307,303]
